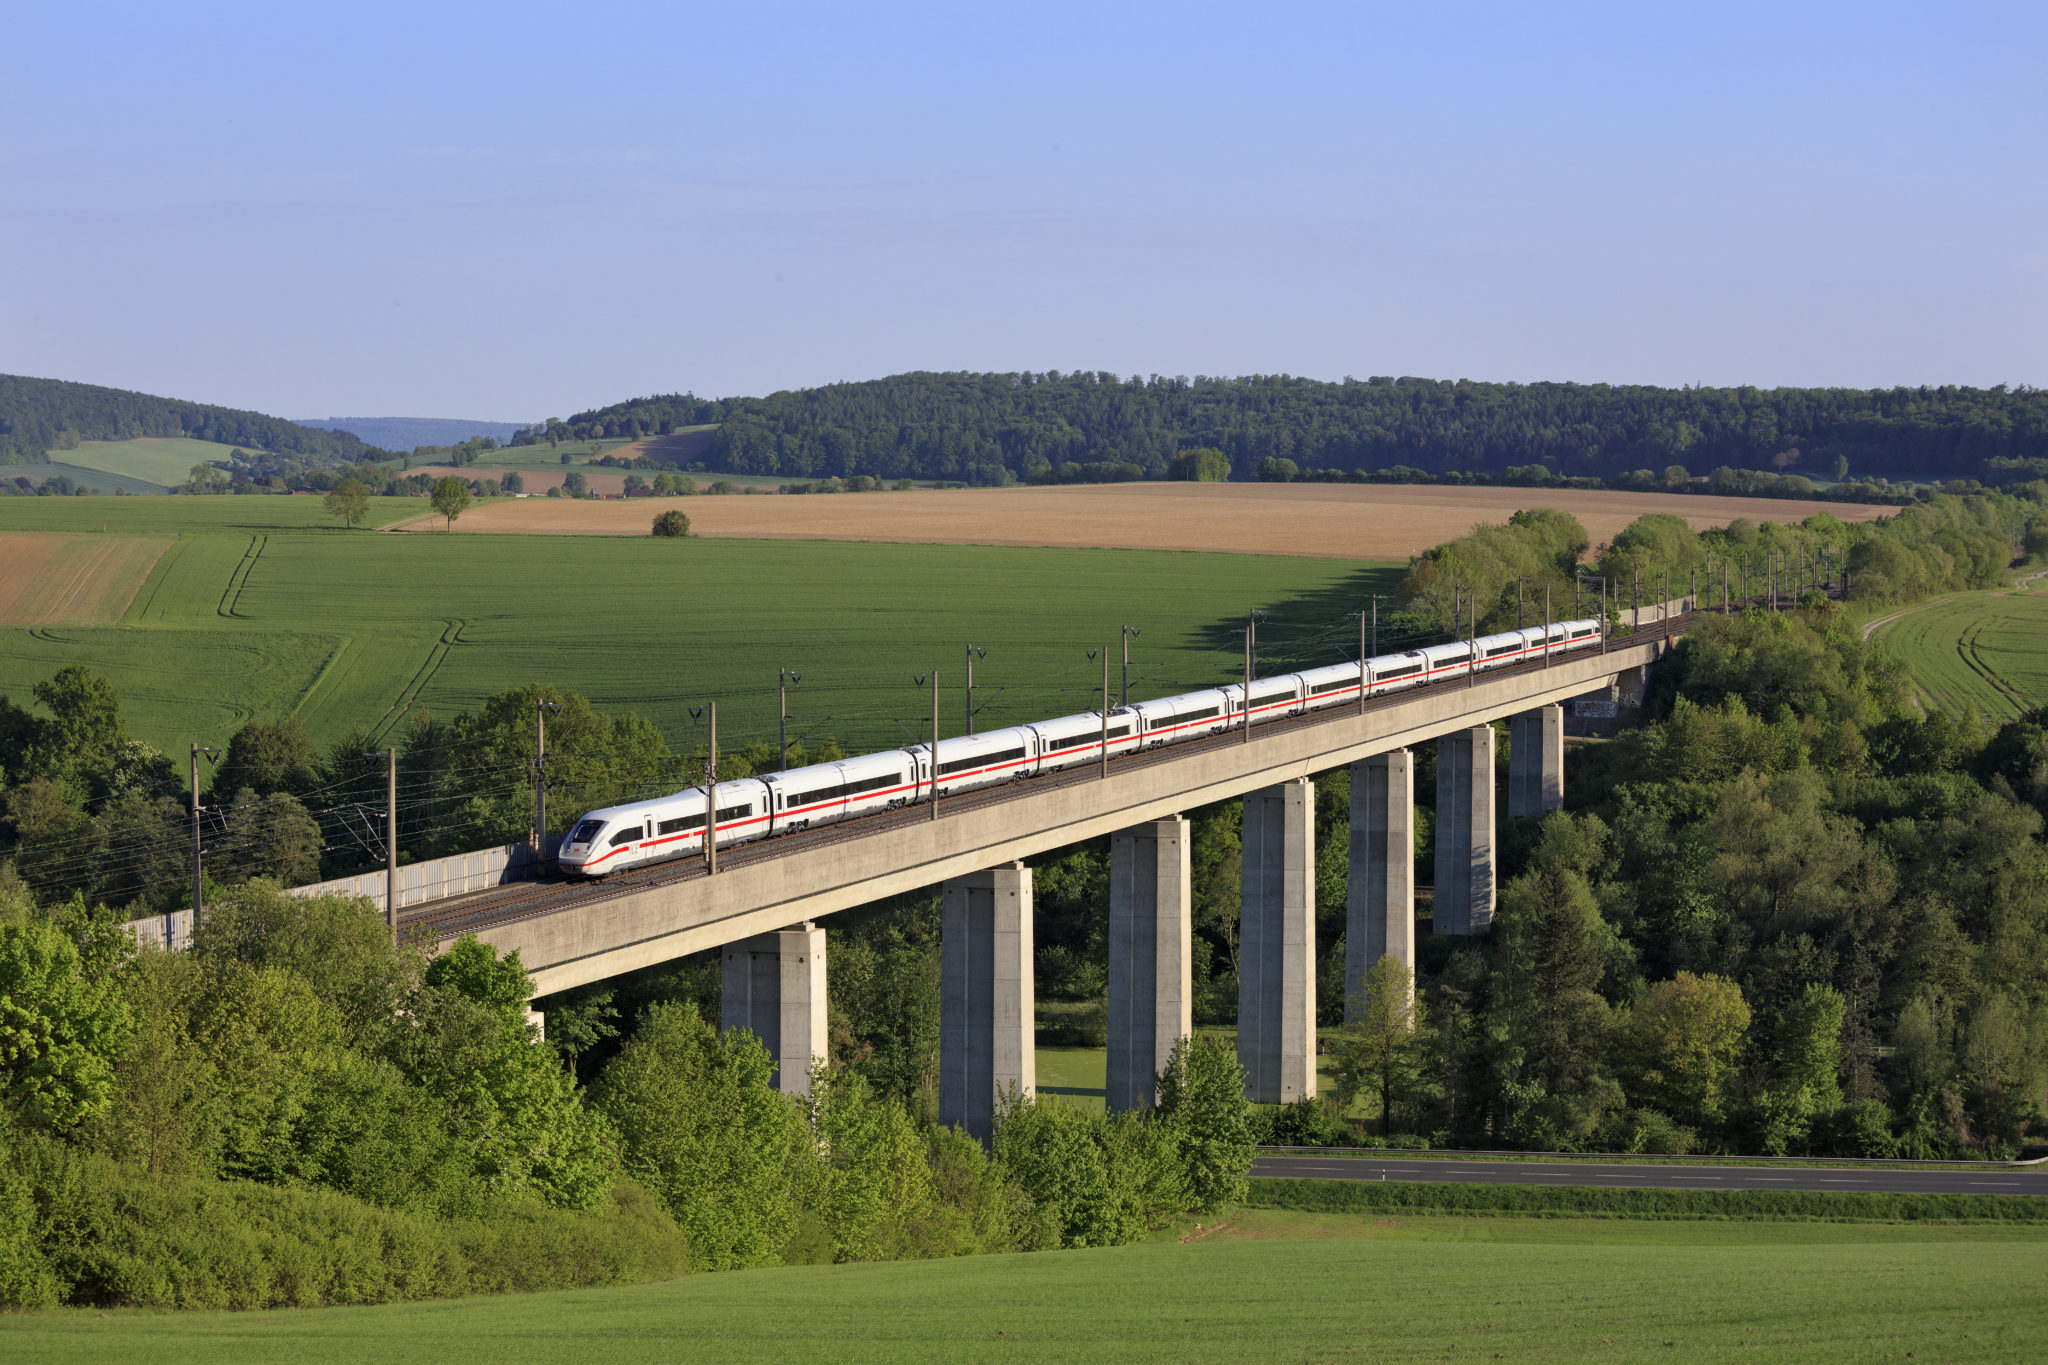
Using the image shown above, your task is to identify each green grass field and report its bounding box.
[1871,588,2048,720]
[48,437,249,488]
[7,460,174,495]
[0,497,1390,763]
[5,1214,2041,1362]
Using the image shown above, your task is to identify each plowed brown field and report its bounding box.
[0,534,171,624]
[411,483,1890,560]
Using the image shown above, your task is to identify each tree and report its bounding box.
[1748,982,1845,1154]
[1258,456,1299,483]
[501,471,524,495]
[216,791,323,887]
[0,920,134,1131]
[562,470,588,498]
[990,1092,1120,1247]
[26,667,127,798]
[1622,972,1751,1130]
[430,476,471,530]
[591,1001,800,1270]
[1167,448,1230,482]
[322,477,370,528]
[1154,1033,1254,1211]
[651,509,691,538]
[1330,955,1427,1135]
[210,717,318,799]
[181,463,230,495]
[1489,858,1622,1147]
[401,935,615,1209]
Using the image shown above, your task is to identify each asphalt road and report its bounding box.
[1251,1155,2048,1197]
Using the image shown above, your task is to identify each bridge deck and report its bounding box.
[411,622,1683,995]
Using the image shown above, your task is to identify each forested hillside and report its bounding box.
[523,372,2048,488]
[0,374,387,465]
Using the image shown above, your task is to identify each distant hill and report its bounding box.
[533,372,2048,488]
[297,416,528,451]
[0,373,387,466]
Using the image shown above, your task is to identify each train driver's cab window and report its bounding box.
[572,820,603,844]
[609,826,642,847]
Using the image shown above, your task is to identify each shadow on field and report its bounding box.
[1195,562,1409,674]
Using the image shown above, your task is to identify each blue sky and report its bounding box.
[2,1,2041,420]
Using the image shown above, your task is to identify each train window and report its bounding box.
[1440,651,1470,664]
[1311,678,1352,694]
[715,803,750,823]
[1107,725,1129,740]
[845,774,895,796]
[1251,688,1292,704]
[1178,706,1218,722]
[1377,664,1420,680]
[572,820,603,843]
[939,746,1026,776]
[609,826,643,847]
[792,784,844,806]
[656,815,695,835]
[1486,643,1518,656]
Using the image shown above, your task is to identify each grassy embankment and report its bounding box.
[0,496,1389,758]
[5,1213,2043,1363]
[1868,585,2048,720]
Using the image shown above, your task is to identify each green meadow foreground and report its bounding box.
[5,1214,2042,1363]
[1869,585,2048,720]
[0,496,1386,755]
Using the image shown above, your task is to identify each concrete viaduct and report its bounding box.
[424,630,1677,1139]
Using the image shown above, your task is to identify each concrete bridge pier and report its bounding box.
[1434,725,1496,934]
[720,922,828,1096]
[1106,816,1193,1112]
[1507,705,1564,819]
[940,862,1035,1140]
[1346,749,1414,1017]
[1238,778,1316,1103]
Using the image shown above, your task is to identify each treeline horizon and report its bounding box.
[0,374,389,467]
[522,371,2048,489]
[11,369,2047,495]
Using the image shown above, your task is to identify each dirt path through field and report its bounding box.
[411,483,1891,560]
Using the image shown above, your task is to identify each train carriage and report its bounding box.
[908,725,1041,799]
[1028,708,1140,774]
[558,778,772,877]
[763,751,917,834]
[559,616,1610,875]
[1130,688,1233,748]
[1296,661,1366,714]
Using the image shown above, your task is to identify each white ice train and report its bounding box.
[555,616,1604,877]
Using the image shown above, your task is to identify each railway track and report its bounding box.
[398,616,1694,944]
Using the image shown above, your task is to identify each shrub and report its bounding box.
[651,509,691,538]
[0,1126,685,1310]
[591,1002,801,1271]
[1156,1035,1256,1210]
